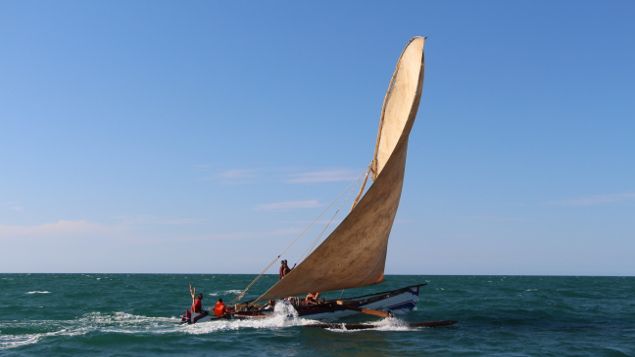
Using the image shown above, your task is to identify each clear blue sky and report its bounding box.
[1,1,633,275]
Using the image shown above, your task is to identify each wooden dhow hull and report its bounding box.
[290,284,423,320]
[182,284,424,323]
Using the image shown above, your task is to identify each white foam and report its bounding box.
[0,334,41,350]
[26,291,51,295]
[0,325,88,350]
[325,317,415,333]
[77,312,179,334]
[372,317,415,331]
[223,289,242,295]
[181,300,318,334]
[1,303,409,350]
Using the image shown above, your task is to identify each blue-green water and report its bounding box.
[1,274,633,356]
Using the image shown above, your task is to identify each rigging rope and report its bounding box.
[235,167,367,303]
[235,254,281,302]
[301,208,340,262]
[351,164,372,209]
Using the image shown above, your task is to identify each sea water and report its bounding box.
[1,274,633,355]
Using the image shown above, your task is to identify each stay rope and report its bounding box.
[300,208,340,262]
[235,167,369,303]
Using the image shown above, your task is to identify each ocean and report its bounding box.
[1,274,633,356]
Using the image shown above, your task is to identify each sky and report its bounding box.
[0,1,634,275]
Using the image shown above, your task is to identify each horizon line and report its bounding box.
[1,272,633,278]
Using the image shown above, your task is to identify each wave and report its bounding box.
[25,291,51,295]
[207,289,243,297]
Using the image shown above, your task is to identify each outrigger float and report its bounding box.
[182,37,456,329]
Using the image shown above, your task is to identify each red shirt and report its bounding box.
[192,298,202,313]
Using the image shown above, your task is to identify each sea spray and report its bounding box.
[324,316,415,333]
[181,300,318,334]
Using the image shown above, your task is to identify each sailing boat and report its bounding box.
[186,37,444,324]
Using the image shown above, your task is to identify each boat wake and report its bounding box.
[0,301,316,350]
[0,312,178,350]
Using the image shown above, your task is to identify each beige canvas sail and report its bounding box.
[254,37,425,303]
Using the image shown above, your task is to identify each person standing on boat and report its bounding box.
[279,260,289,279]
[187,284,208,323]
[192,293,203,313]
[279,259,296,279]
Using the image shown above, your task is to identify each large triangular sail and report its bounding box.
[254,37,426,303]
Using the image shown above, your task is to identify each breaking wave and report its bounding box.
[25,291,51,295]
[182,300,318,334]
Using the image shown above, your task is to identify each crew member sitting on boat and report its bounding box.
[262,299,276,311]
[214,298,227,317]
[304,291,320,305]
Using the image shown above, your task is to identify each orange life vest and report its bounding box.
[214,301,226,317]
